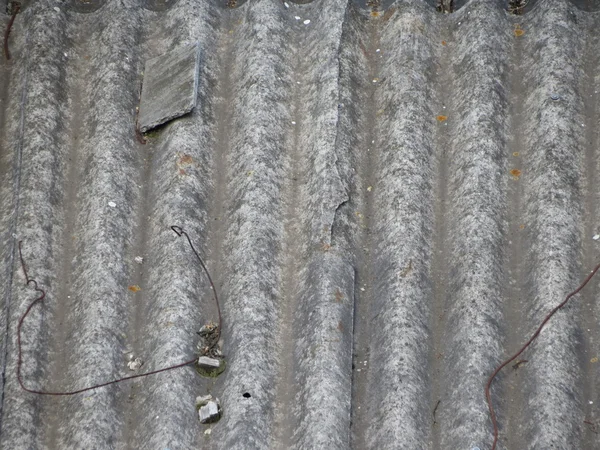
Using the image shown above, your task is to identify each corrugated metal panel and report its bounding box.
[1,0,599,449]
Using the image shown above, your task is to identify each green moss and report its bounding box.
[195,359,226,378]
[144,129,161,139]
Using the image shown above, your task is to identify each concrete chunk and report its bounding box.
[138,43,200,132]
[196,395,221,424]
[199,401,221,424]
[197,356,221,370]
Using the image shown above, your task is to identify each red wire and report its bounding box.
[16,226,219,396]
[485,262,600,449]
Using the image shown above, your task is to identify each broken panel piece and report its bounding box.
[138,43,200,133]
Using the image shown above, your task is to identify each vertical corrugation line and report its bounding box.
[218,1,290,448]
[362,2,437,448]
[0,2,68,448]
[279,1,356,449]
[53,2,141,448]
[521,1,588,447]
[0,0,31,436]
[131,0,221,448]
[336,4,372,449]
[440,1,510,448]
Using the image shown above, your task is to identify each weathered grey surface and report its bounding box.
[1,0,600,449]
[138,43,199,132]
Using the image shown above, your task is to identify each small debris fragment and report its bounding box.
[284,1,289,7]
[108,201,117,208]
[127,357,143,371]
[294,16,301,20]
[550,94,560,101]
[436,115,448,122]
[591,357,599,363]
[138,44,200,133]
[128,285,141,292]
[134,256,144,264]
[367,186,372,192]
[204,429,212,435]
[196,356,226,378]
[196,395,222,424]
[197,356,221,371]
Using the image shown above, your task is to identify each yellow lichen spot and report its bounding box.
[128,285,141,292]
[437,115,448,122]
[519,224,526,229]
[247,170,254,176]
[513,152,520,157]
[514,24,525,37]
[371,11,380,17]
[591,357,599,363]
[510,169,522,179]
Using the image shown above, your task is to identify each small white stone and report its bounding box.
[135,256,144,264]
[291,121,296,125]
[303,19,310,25]
[295,16,301,20]
[108,201,116,208]
[204,429,212,435]
[54,7,60,12]
[284,1,289,7]
[375,48,380,52]
[127,357,143,371]
[593,235,599,240]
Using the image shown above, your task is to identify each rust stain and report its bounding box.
[334,289,344,303]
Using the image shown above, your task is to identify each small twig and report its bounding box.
[171,226,222,353]
[511,359,528,370]
[485,262,600,450]
[3,2,20,61]
[432,399,441,425]
[584,420,598,434]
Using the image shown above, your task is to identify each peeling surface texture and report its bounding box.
[1,0,600,449]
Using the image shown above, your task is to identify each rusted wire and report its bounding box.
[485,262,600,449]
[16,226,221,395]
[3,2,20,61]
[171,225,222,352]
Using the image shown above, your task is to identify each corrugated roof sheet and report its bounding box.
[1,0,600,448]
